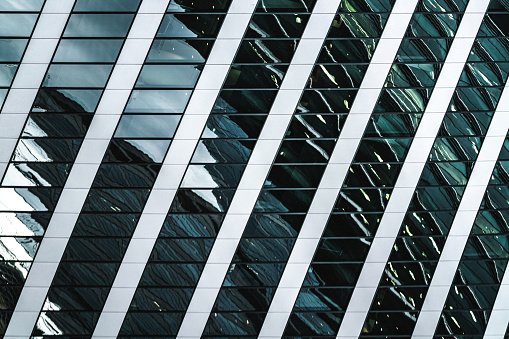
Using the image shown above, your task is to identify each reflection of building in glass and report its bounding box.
[1,0,509,337]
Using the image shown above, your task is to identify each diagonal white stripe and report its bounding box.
[0,0,75,183]
[258,0,419,337]
[3,0,170,337]
[91,1,259,338]
[336,1,492,338]
[175,1,343,337]
[414,54,509,339]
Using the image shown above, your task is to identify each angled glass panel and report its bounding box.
[115,115,180,138]
[136,65,201,88]
[256,0,316,12]
[439,112,493,137]
[224,65,287,89]
[43,65,113,88]
[286,114,345,139]
[33,89,102,113]
[73,0,141,12]
[181,164,244,188]
[329,14,388,38]
[469,38,509,62]
[406,13,461,37]
[92,164,160,188]
[246,14,310,38]
[318,39,378,63]
[23,114,93,138]
[64,14,135,37]
[82,189,150,213]
[396,38,451,62]
[458,62,509,87]
[0,188,60,212]
[147,39,213,63]
[202,115,265,139]
[125,90,191,113]
[161,214,222,238]
[0,14,37,37]
[364,114,421,137]
[338,0,395,12]
[170,189,234,213]
[0,39,28,62]
[73,213,138,237]
[0,64,17,87]
[191,140,254,164]
[44,287,109,311]
[157,14,225,38]
[13,139,80,162]
[167,0,230,12]
[3,163,70,187]
[235,39,297,63]
[308,64,367,89]
[104,139,170,163]
[0,0,44,11]
[54,39,124,63]
[0,213,50,236]
[385,63,440,88]
[62,238,129,261]
[417,0,468,12]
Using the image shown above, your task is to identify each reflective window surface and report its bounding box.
[3,0,509,338]
[22,1,141,336]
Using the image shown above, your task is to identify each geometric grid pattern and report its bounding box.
[0,0,509,338]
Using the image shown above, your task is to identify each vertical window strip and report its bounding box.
[3,0,169,337]
[257,0,419,337]
[336,0,492,338]
[90,1,259,338]
[175,1,342,338]
[0,0,74,183]
[484,267,509,338]
[414,69,509,337]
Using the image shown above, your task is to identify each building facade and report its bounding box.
[0,0,509,337]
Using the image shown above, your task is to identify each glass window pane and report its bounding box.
[54,39,123,63]
[157,14,225,38]
[23,114,92,138]
[33,89,102,113]
[0,39,28,62]
[167,0,230,12]
[181,164,244,188]
[43,64,113,88]
[256,0,316,12]
[114,115,180,138]
[3,163,70,187]
[92,164,160,188]
[0,0,44,11]
[246,14,310,38]
[136,65,201,88]
[0,188,60,212]
[0,64,17,87]
[147,39,213,63]
[0,14,37,37]
[104,139,170,163]
[235,39,297,63]
[73,0,141,12]
[125,90,191,113]
[64,14,135,37]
